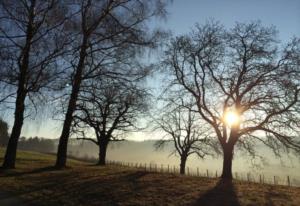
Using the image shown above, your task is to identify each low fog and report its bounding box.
[65,139,300,186]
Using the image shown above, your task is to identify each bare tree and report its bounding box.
[163,21,300,179]
[72,78,148,165]
[154,96,216,175]
[54,0,169,168]
[0,0,69,169]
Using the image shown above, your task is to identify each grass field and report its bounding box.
[0,147,300,206]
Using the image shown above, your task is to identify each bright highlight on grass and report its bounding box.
[224,111,240,126]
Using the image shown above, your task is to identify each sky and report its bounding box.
[160,0,300,40]
[16,0,300,140]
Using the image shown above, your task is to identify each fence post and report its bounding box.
[259,174,262,184]
[287,176,290,186]
[155,164,157,172]
[197,167,199,177]
[168,165,170,173]
[173,165,175,174]
[247,173,250,182]
[274,176,276,185]
[161,164,163,173]
[215,171,218,178]
[206,169,209,178]
[187,167,190,176]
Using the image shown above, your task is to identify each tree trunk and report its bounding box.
[179,155,187,175]
[55,37,88,169]
[98,142,108,165]
[221,143,234,179]
[2,10,33,168]
[55,89,79,168]
[2,92,26,169]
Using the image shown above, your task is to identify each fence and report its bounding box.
[106,160,300,187]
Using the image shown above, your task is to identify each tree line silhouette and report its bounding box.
[0,120,55,153]
[0,119,9,147]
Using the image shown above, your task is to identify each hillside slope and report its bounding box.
[0,147,299,206]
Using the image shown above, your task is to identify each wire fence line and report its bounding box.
[106,160,300,187]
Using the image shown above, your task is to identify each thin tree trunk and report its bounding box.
[55,37,88,168]
[221,143,234,179]
[2,92,26,169]
[179,155,187,175]
[98,143,108,165]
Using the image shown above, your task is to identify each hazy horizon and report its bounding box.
[63,140,300,186]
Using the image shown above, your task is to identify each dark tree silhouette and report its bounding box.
[0,118,9,147]
[154,97,216,174]
[0,0,69,169]
[55,0,169,168]
[72,79,148,165]
[163,21,300,179]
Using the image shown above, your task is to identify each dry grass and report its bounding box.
[0,147,300,206]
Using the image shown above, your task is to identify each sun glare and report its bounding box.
[224,111,240,126]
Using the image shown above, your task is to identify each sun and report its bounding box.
[224,111,240,126]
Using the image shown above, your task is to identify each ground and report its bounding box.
[0,147,299,206]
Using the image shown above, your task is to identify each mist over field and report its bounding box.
[64,139,300,186]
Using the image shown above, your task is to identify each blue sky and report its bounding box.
[161,0,300,41]
[20,0,300,139]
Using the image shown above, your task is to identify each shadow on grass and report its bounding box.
[0,166,58,177]
[265,186,290,206]
[23,170,148,205]
[0,191,30,206]
[192,179,240,206]
[1,163,150,205]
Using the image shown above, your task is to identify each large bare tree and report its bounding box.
[163,21,300,179]
[72,78,148,165]
[54,0,169,168]
[0,0,69,169]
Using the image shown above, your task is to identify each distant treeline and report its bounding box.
[17,136,55,153]
[1,118,56,153]
[0,118,9,147]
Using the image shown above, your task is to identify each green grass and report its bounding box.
[0,147,300,206]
